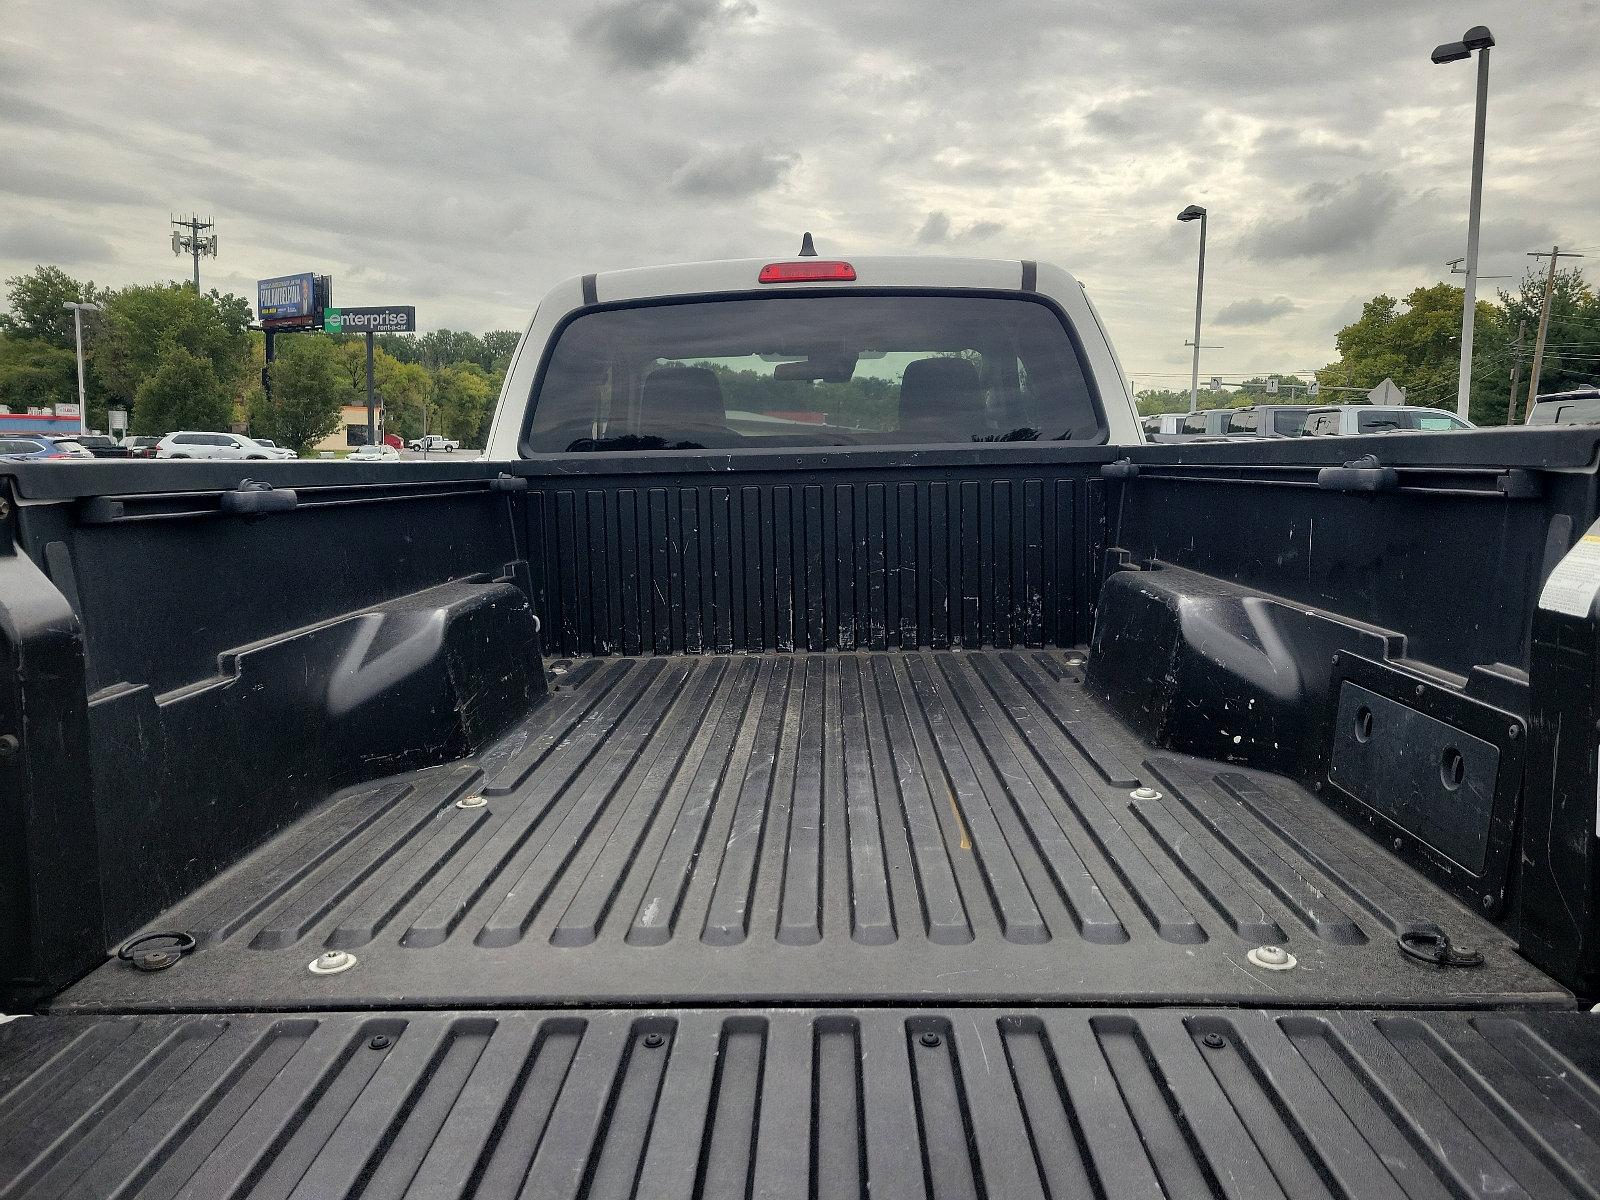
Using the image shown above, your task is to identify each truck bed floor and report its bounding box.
[58,650,1566,1012]
[7,1005,1600,1200]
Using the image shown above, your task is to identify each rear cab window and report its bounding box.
[523,293,1105,453]
[1272,411,1308,435]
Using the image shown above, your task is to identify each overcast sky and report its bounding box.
[3,1,1596,390]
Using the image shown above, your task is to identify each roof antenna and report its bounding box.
[798,231,817,257]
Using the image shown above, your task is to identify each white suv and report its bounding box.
[156,432,279,460]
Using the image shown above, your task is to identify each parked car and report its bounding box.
[155,431,280,460]
[1238,403,1322,436]
[247,437,298,460]
[347,443,400,461]
[124,435,163,458]
[408,433,459,452]
[45,436,95,459]
[1527,386,1600,426]
[72,433,131,458]
[1141,409,1233,441]
[0,435,82,460]
[1301,405,1473,435]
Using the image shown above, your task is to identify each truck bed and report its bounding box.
[57,649,1564,1014]
[7,1004,1600,1200]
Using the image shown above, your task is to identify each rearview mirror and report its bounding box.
[773,352,858,383]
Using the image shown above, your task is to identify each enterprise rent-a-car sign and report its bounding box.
[324,306,416,333]
[258,273,315,320]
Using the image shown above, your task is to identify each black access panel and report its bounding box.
[1324,651,1524,917]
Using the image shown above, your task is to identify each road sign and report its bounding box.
[1367,377,1406,405]
[1266,377,1279,394]
[324,306,417,334]
[1307,380,1320,397]
[1209,377,1223,392]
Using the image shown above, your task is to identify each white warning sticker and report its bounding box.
[1539,533,1600,618]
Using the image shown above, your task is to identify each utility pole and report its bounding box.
[1525,246,1584,416]
[1506,320,1525,424]
[170,215,218,292]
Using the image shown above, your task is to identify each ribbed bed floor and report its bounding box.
[58,650,1565,1012]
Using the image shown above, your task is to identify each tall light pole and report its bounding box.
[1432,25,1495,421]
[61,301,102,436]
[1177,204,1207,413]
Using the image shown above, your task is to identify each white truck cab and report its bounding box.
[483,254,1141,458]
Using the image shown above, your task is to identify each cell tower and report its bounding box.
[171,214,218,292]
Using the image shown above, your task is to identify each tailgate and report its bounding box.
[3,1006,1599,1199]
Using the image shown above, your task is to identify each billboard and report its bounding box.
[258,273,315,321]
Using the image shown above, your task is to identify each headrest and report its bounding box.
[639,365,725,431]
[898,357,983,436]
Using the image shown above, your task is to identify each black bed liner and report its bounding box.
[59,649,1563,1013]
[5,1005,1600,1200]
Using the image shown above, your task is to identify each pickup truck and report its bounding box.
[1301,404,1475,436]
[4,252,1600,1197]
[408,433,460,452]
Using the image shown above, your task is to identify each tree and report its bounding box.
[1316,283,1510,423]
[482,329,520,367]
[0,266,105,348]
[0,334,77,410]
[1134,388,1192,416]
[377,357,432,440]
[250,336,353,455]
[132,348,232,434]
[95,283,254,419]
[1497,266,1600,400]
[430,362,495,443]
[377,328,521,373]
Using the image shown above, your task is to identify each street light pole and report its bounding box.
[1177,205,1207,413]
[1432,25,1495,421]
[61,301,102,436]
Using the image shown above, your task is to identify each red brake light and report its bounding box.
[758,260,856,284]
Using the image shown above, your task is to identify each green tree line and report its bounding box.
[0,264,519,455]
[1137,267,1600,423]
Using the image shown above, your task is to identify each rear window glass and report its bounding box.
[1271,411,1308,435]
[525,294,1103,453]
[1357,409,1468,432]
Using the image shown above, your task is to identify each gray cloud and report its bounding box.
[1244,173,1405,261]
[0,219,114,266]
[1213,296,1299,325]
[1084,93,1178,143]
[0,0,1594,383]
[916,212,951,244]
[916,212,1006,245]
[670,144,797,198]
[579,0,754,71]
